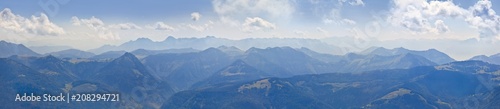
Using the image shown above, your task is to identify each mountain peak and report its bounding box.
[135,37,153,42]
[426,48,438,52]
[393,47,410,53]
[0,40,15,45]
[217,45,239,50]
[201,47,223,54]
[165,36,176,40]
[131,48,148,53]
[245,47,259,53]
[111,52,140,64]
[0,40,40,57]
[373,47,389,50]
[121,52,136,58]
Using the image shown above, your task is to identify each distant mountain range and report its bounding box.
[28,45,73,54]
[470,53,500,65]
[1,39,500,108]
[361,47,456,64]
[87,36,343,55]
[46,49,96,58]
[141,46,452,91]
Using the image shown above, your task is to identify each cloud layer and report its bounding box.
[388,0,500,39]
[146,22,176,31]
[212,0,295,20]
[71,16,120,40]
[242,17,276,32]
[387,0,466,34]
[466,0,500,39]
[0,8,65,36]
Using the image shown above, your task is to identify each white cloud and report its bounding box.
[465,0,500,39]
[71,16,105,30]
[388,0,500,39]
[71,16,120,40]
[187,21,214,32]
[316,27,329,35]
[422,0,468,17]
[342,19,356,25]
[212,0,294,19]
[0,8,65,36]
[339,0,364,6]
[294,30,307,36]
[322,0,363,25]
[109,23,142,30]
[191,12,201,21]
[71,16,81,26]
[323,18,357,25]
[434,20,449,33]
[387,0,467,34]
[146,22,176,31]
[97,30,120,40]
[242,17,276,32]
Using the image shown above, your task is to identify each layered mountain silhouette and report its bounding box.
[46,49,96,58]
[3,39,498,108]
[0,53,176,108]
[141,46,451,91]
[142,48,233,91]
[28,45,72,54]
[361,47,455,64]
[90,50,127,60]
[88,36,342,55]
[163,61,500,109]
[338,53,437,72]
[470,53,500,65]
[0,40,40,57]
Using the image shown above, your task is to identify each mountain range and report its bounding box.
[0,40,40,58]
[87,36,343,55]
[360,47,456,64]
[1,52,176,108]
[470,53,500,65]
[46,49,96,59]
[1,39,500,108]
[163,61,500,109]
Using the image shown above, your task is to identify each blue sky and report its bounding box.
[1,0,500,60]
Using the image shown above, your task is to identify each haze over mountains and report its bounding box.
[1,38,500,108]
[86,36,344,56]
[470,53,500,65]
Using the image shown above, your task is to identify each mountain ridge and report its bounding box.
[0,40,40,58]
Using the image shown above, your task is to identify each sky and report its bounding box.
[1,0,500,60]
